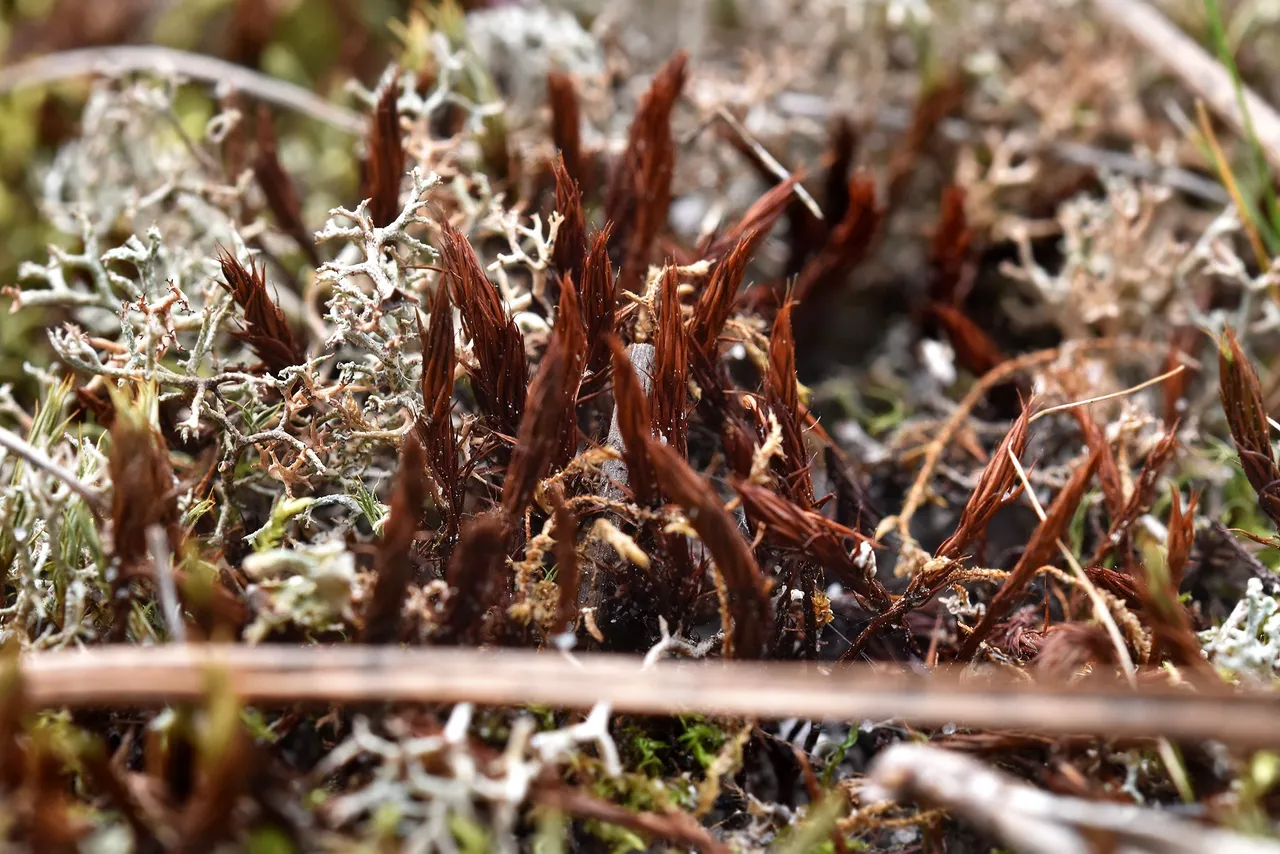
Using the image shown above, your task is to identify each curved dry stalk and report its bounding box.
[0,45,364,134]
[1028,364,1186,424]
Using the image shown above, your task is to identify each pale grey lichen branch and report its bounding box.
[0,424,107,513]
[485,208,563,311]
[1200,578,1280,684]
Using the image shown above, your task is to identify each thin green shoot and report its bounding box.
[1204,0,1280,249]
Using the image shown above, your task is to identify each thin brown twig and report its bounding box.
[534,786,729,854]
[1028,365,1186,424]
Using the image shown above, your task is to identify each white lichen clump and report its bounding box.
[1200,578,1280,682]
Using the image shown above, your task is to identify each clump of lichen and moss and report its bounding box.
[5,0,1280,851]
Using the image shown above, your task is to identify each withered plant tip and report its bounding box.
[362,432,428,645]
[363,68,405,229]
[439,219,527,436]
[1219,327,1280,531]
[606,51,687,295]
[216,248,305,374]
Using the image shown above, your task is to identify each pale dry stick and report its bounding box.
[0,424,106,513]
[1028,364,1186,425]
[13,644,1280,748]
[0,45,365,134]
[866,743,1280,854]
[711,106,825,221]
[145,525,186,644]
[876,340,1165,546]
[584,343,658,590]
[1095,0,1280,175]
[599,343,655,502]
[1008,447,1194,802]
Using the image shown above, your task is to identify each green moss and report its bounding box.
[524,704,559,731]
[619,722,668,777]
[252,495,316,551]
[241,707,280,744]
[247,825,297,854]
[583,819,647,853]
[770,791,848,854]
[348,477,388,532]
[532,807,568,854]
[1201,437,1280,566]
[30,709,84,778]
[448,812,493,854]
[821,728,860,786]
[858,384,911,437]
[677,716,727,771]
[371,801,402,840]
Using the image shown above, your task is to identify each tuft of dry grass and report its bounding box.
[792,173,881,308]
[935,406,1031,561]
[958,445,1103,660]
[689,232,758,360]
[502,277,582,518]
[547,69,584,192]
[416,282,461,541]
[579,225,617,387]
[438,513,510,646]
[106,383,181,640]
[647,438,771,658]
[252,106,320,267]
[551,154,587,286]
[650,264,690,457]
[928,185,973,305]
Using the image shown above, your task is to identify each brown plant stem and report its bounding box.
[12,644,1280,748]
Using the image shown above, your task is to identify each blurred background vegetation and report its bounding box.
[0,0,444,397]
[4,0,1280,402]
